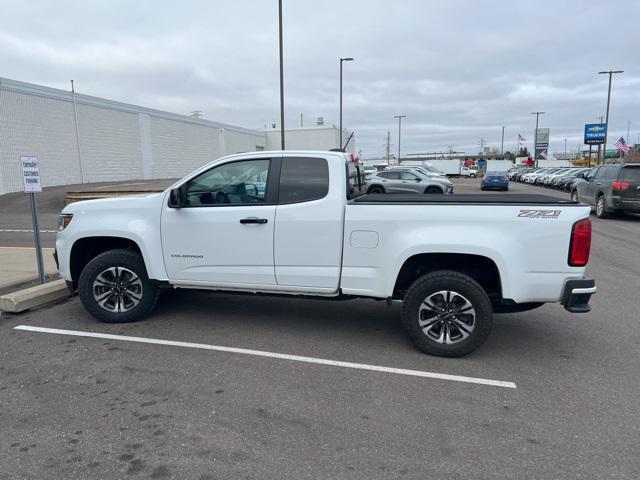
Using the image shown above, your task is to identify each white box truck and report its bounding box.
[427,159,463,176]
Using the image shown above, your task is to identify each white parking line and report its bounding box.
[14,325,517,389]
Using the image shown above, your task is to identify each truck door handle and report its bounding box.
[240,217,268,224]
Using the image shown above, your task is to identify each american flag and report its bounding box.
[614,137,630,153]
[518,134,526,142]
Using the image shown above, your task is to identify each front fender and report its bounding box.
[57,194,168,281]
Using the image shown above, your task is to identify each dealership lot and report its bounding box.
[1,178,639,479]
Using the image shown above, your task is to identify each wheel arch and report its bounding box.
[367,183,385,193]
[393,252,502,301]
[424,185,444,194]
[69,236,144,287]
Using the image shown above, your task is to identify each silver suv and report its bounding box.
[367,168,454,194]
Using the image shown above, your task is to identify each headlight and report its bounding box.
[58,214,73,231]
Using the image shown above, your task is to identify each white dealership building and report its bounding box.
[0,78,353,195]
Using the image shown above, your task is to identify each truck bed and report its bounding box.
[351,193,579,205]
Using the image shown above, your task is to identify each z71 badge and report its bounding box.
[518,209,561,219]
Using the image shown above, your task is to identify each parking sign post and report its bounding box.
[20,156,45,284]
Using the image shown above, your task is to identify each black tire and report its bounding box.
[401,270,493,357]
[424,186,442,194]
[368,185,385,194]
[78,249,159,323]
[595,194,609,219]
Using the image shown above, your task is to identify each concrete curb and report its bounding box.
[0,279,69,313]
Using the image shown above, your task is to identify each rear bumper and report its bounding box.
[561,278,596,313]
[611,197,640,212]
[481,183,508,189]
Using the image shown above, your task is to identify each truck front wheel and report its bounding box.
[401,270,493,357]
[78,249,160,323]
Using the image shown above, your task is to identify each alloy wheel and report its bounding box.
[418,290,476,344]
[92,266,143,313]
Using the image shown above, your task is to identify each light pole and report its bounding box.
[530,111,545,167]
[394,115,406,164]
[278,0,285,149]
[564,138,567,156]
[339,57,354,149]
[598,70,623,164]
[500,126,505,155]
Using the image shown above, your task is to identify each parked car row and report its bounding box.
[507,163,640,218]
[508,166,592,192]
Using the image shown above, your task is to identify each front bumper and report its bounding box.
[561,278,596,313]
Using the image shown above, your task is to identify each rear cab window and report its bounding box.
[279,157,329,204]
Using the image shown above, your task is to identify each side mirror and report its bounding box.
[416,178,421,182]
[576,172,585,179]
[168,186,186,208]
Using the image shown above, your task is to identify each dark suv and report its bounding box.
[573,163,640,218]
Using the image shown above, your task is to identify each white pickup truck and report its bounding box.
[55,151,596,357]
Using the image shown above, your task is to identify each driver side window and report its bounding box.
[184,159,270,206]
[401,172,419,180]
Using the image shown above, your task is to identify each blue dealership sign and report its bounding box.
[584,123,606,145]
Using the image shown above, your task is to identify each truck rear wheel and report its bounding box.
[78,249,160,323]
[401,270,493,357]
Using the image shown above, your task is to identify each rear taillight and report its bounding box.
[568,218,591,267]
[612,181,630,191]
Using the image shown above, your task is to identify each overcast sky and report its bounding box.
[1,0,638,158]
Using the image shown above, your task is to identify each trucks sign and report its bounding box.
[584,123,606,145]
[535,128,550,161]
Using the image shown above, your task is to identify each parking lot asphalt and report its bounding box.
[1,178,639,479]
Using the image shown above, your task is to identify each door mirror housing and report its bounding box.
[168,186,186,208]
[576,172,585,179]
[415,177,421,182]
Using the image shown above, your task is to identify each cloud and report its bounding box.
[1,0,638,156]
